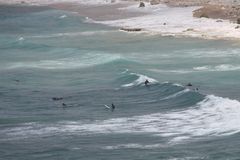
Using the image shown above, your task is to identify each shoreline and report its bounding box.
[1,0,240,40]
[49,2,147,21]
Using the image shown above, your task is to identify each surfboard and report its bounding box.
[104,105,110,109]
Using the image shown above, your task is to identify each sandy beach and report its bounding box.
[1,0,240,40]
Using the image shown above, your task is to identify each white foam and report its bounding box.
[103,143,164,150]
[96,3,240,40]
[3,95,240,143]
[149,63,240,74]
[18,37,25,41]
[193,64,240,72]
[193,66,210,71]
[0,0,120,6]
[121,72,158,87]
[30,30,114,39]
[120,68,129,74]
[59,14,67,19]
[161,89,190,100]
[149,68,192,74]
[172,83,184,87]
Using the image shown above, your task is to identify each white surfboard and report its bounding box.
[104,105,110,109]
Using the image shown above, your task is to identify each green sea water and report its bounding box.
[1,5,240,160]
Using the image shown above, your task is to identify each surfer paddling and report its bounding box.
[186,83,199,92]
[186,83,193,87]
[104,103,116,112]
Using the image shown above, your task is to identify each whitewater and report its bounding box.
[1,2,240,160]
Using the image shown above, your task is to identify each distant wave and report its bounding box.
[103,143,164,150]
[149,68,192,74]
[175,48,240,58]
[160,88,190,100]
[6,0,120,6]
[1,72,239,143]
[5,53,122,70]
[193,64,240,72]
[3,83,240,143]
[149,64,240,74]
[59,15,67,19]
[29,30,115,39]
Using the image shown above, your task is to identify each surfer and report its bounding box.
[14,79,20,83]
[62,103,67,107]
[145,79,150,86]
[186,83,193,87]
[111,103,115,112]
[52,97,63,101]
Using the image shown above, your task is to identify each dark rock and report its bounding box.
[185,28,194,32]
[200,13,209,18]
[120,28,142,32]
[237,18,240,24]
[216,19,223,22]
[150,0,159,5]
[52,97,63,101]
[139,2,145,8]
[186,83,193,87]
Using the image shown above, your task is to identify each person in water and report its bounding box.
[145,79,150,86]
[186,83,193,87]
[111,103,115,112]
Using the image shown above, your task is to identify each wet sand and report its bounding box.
[134,0,240,22]
[1,0,240,40]
[48,2,147,21]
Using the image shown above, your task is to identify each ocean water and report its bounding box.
[1,5,240,160]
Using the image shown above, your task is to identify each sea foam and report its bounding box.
[121,72,158,87]
[3,94,240,144]
[96,3,240,40]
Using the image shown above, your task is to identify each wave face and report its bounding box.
[4,52,122,70]
[121,72,158,87]
[2,73,240,144]
[1,6,240,160]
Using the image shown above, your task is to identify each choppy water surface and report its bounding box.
[1,5,240,160]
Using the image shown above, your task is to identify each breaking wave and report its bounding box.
[2,77,240,143]
[121,72,158,87]
[193,64,240,72]
[29,30,115,39]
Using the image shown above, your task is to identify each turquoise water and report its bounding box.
[1,5,240,160]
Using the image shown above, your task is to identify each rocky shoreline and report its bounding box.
[129,0,240,23]
[1,0,240,40]
[1,0,240,23]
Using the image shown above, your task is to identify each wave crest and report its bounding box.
[193,64,240,72]
[3,94,240,144]
[6,53,122,70]
[121,73,158,87]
